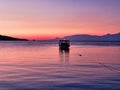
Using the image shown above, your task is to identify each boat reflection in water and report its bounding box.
[59,40,70,64]
[59,48,70,64]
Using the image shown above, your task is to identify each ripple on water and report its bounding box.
[0,42,120,90]
[0,63,120,90]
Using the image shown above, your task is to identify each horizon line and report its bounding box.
[0,32,120,40]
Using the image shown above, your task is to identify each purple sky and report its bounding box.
[0,0,120,39]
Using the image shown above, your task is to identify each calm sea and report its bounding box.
[0,41,120,90]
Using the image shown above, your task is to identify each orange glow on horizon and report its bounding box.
[0,0,120,40]
[13,34,66,40]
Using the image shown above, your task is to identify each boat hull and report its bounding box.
[59,40,70,50]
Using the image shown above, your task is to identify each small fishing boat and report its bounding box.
[59,40,70,50]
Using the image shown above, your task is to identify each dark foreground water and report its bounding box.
[0,41,120,90]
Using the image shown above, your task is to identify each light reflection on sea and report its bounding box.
[0,41,120,90]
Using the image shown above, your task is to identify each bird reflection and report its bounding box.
[59,48,70,64]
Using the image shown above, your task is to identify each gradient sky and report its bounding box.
[0,0,120,40]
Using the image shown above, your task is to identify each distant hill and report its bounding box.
[0,35,28,41]
[1,32,120,41]
[55,32,120,42]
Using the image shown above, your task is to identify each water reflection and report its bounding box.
[59,48,70,64]
[0,42,120,90]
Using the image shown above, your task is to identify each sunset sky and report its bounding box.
[0,0,120,40]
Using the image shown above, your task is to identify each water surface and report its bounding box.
[0,41,120,90]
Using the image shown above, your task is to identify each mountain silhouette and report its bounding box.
[1,32,120,41]
[0,35,28,41]
[55,32,120,42]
